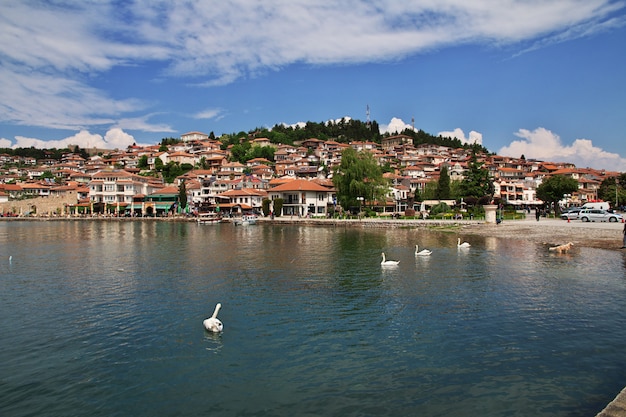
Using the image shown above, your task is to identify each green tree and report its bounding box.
[435,165,451,199]
[262,198,271,217]
[229,142,251,163]
[598,173,626,208]
[536,175,579,214]
[161,161,183,183]
[422,181,437,200]
[178,180,187,210]
[137,155,148,169]
[154,157,164,171]
[458,150,493,202]
[332,148,387,212]
[40,170,54,180]
[273,198,284,217]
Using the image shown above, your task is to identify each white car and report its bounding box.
[578,209,623,222]
[560,208,582,220]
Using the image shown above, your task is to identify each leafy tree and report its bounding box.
[246,145,275,162]
[435,165,451,199]
[536,175,579,214]
[178,180,187,210]
[421,181,437,200]
[137,155,149,169]
[154,157,164,171]
[332,148,387,212]
[161,161,184,183]
[458,150,493,202]
[273,198,284,217]
[229,142,251,163]
[598,173,626,208]
[41,170,54,180]
[430,202,450,216]
[262,198,271,216]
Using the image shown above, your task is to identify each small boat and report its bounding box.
[234,214,258,226]
[197,212,223,224]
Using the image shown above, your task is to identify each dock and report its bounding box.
[597,387,626,417]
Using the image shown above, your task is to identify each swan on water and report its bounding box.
[415,245,432,256]
[381,252,400,266]
[203,303,223,332]
[457,238,471,248]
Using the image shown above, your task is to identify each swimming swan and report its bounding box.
[203,303,223,332]
[415,245,432,256]
[457,238,471,248]
[381,252,400,266]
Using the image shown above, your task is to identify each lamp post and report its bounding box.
[356,196,364,218]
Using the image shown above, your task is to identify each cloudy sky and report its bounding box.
[1,1,625,171]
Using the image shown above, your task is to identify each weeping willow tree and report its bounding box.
[332,147,388,211]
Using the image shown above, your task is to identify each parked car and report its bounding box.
[578,209,623,222]
[560,208,582,220]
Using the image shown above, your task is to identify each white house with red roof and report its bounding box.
[268,179,335,217]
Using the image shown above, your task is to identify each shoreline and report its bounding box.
[3,215,624,251]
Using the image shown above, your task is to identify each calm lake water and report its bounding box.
[1,220,625,416]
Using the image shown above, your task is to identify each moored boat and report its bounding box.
[234,214,258,226]
[197,212,223,224]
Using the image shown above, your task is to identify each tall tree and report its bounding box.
[435,165,451,199]
[598,173,626,208]
[178,180,188,210]
[536,175,578,214]
[332,148,387,212]
[458,150,493,202]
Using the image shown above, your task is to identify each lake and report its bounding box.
[1,220,625,416]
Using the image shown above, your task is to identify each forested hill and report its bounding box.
[223,118,490,153]
[1,118,489,161]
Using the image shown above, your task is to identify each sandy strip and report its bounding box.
[461,218,625,251]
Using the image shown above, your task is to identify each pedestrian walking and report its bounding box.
[535,208,540,221]
[622,222,626,249]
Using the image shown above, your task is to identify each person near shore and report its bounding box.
[622,222,626,249]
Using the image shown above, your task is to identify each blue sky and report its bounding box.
[1,1,625,171]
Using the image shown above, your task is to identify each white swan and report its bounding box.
[415,245,432,256]
[203,303,223,332]
[381,252,400,266]
[457,238,471,248]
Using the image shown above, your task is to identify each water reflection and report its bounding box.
[1,221,625,416]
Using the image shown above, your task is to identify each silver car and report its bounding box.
[560,208,582,220]
[578,209,623,222]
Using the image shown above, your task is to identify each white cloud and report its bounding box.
[380,117,415,135]
[193,108,224,121]
[0,138,13,148]
[1,1,623,134]
[10,129,137,150]
[115,115,175,133]
[499,127,626,171]
[438,128,483,145]
[0,66,143,130]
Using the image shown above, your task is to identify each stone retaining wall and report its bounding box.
[0,193,78,216]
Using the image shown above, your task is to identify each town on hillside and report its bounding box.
[0,130,623,218]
